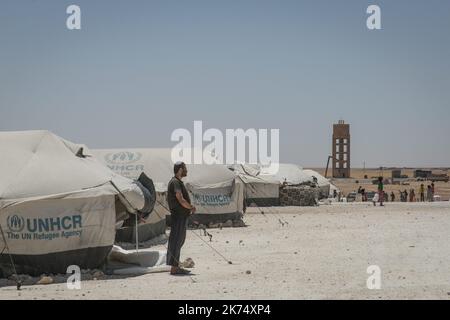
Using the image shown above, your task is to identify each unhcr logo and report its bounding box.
[5,214,83,241]
[193,193,232,206]
[105,151,142,164]
[7,215,25,232]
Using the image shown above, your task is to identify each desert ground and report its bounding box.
[1,202,450,300]
[309,168,450,201]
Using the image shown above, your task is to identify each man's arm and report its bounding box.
[173,180,196,214]
[175,191,194,211]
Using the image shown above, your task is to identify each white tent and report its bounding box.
[228,164,280,207]
[93,148,245,231]
[259,163,314,185]
[0,131,148,276]
[303,169,338,198]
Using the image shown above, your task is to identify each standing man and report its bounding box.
[377,177,384,206]
[420,184,425,202]
[166,161,196,275]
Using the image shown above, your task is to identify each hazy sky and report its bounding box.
[1,0,449,168]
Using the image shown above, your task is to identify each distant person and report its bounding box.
[399,190,404,202]
[377,177,384,206]
[420,184,425,202]
[372,191,379,206]
[333,189,337,199]
[409,189,416,202]
[166,161,196,275]
[360,188,366,202]
[390,191,395,202]
[404,189,408,202]
[431,182,435,202]
[427,185,432,202]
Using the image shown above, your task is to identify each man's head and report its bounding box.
[174,161,188,178]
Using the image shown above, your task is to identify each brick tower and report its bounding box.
[332,120,350,178]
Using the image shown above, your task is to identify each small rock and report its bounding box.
[223,220,233,228]
[246,270,251,275]
[233,219,246,228]
[37,276,53,285]
[181,257,195,269]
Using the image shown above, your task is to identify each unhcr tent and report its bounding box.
[228,164,280,207]
[259,164,319,206]
[0,131,150,276]
[93,148,245,231]
[303,169,338,199]
[259,163,314,185]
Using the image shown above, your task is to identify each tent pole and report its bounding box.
[0,221,21,290]
[107,180,140,254]
[135,211,139,254]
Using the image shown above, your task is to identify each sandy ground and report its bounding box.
[309,168,450,201]
[1,202,450,300]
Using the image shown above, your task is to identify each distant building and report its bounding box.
[414,170,432,179]
[332,120,350,178]
[392,169,402,179]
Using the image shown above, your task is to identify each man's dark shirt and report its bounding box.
[167,176,191,216]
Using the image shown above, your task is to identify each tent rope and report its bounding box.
[0,221,21,290]
[152,198,233,265]
[246,182,290,226]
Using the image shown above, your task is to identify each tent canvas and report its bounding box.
[302,169,339,199]
[0,131,148,275]
[93,148,245,232]
[228,164,280,207]
[259,163,314,186]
